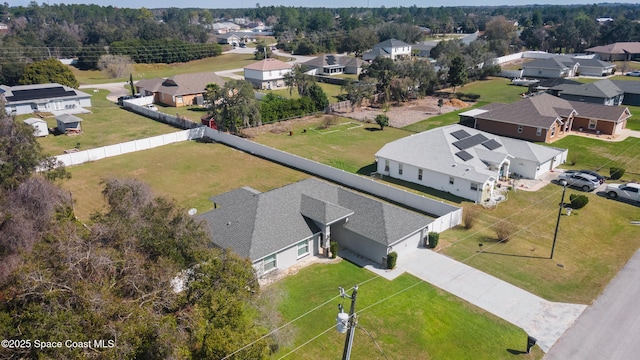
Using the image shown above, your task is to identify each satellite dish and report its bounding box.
[188,208,197,216]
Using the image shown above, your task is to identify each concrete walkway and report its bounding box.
[341,249,587,353]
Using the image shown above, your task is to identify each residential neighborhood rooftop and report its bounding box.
[200,178,432,261]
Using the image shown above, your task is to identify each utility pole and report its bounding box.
[550,180,567,259]
[336,286,358,360]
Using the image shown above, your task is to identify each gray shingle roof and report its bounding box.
[476,93,574,128]
[135,72,225,97]
[200,178,432,261]
[55,114,83,124]
[209,187,261,207]
[375,38,411,48]
[611,80,640,95]
[375,124,566,183]
[303,54,364,69]
[557,79,624,99]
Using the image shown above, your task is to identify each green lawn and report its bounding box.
[440,182,640,304]
[24,89,180,156]
[264,260,542,360]
[71,53,263,85]
[553,136,640,179]
[61,140,309,220]
[248,115,409,174]
[452,77,526,104]
[258,82,344,104]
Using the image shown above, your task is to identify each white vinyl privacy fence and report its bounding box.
[54,128,206,167]
[55,106,462,231]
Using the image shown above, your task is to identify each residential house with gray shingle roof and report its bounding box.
[522,56,615,78]
[302,54,364,76]
[200,178,433,276]
[363,38,412,61]
[554,79,625,106]
[135,72,225,107]
[375,124,568,203]
[550,78,640,107]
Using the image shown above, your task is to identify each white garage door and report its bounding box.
[390,231,423,265]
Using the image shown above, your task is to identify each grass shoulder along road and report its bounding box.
[263,260,542,360]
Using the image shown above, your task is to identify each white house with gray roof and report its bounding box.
[1,83,92,115]
[375,124,568,203]
[364,38,412,61]
[200,178,433,276]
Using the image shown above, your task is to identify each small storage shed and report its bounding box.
[56,114,83,134]
[23,117,49,137]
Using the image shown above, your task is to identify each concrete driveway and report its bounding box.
[341,248,587,353]
[79,82,130,102]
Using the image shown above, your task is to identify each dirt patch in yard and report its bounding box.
[333,96,470,128]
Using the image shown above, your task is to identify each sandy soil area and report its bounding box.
[332,96,470,128]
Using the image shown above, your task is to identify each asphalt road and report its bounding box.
[544,248,640,359]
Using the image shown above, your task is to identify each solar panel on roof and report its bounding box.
[455,150,473,161]
[481,139,502,150]
[6,86,76,102]
[452,133,488,150]
[450,129,471,140]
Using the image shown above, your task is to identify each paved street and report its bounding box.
[544,248,640,360]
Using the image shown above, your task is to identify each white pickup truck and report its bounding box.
[605,183,640,203]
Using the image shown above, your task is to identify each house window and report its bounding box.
[384,160,389,172]
[263,254,276,272]
[470,182,478,191]
[176,95,183,103]
[297,240,309,258]
[418,169,423,180]
[536,128,542,136]
[398,163,403,175]
[449,177,454,185]
[517,125,523,133]
[588,119,597,130]
[550,126,556,137]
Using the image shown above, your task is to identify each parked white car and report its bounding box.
[605,183,640,203]
[557,172,601,192]
[144,104,159,111]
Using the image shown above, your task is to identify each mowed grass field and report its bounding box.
[22,89,179,155]
[61,140,309,220]
[71,53,265,85]
[265,261,543,360]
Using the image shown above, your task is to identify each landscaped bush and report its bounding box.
[609,167,625,180]
[569,194,589,209]
[330,241,338,259]
[462,206,479,229]
[260,93,316,123]
[387,251,397,269]
[427,232,439,249]
[493,220,516,243]
[453,92,481,101]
